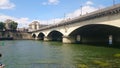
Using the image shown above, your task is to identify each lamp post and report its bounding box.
[64,13,66,21]
[80,0,82,16]
[63,13,67,32]
[113,0,115,6]
[80,5,83,15]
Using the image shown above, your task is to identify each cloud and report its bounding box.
[42,2,47,5]
[0,0,15,9]
[86,1,93,5]
[40,18,63,25]
[66,5,97,18]
[0,14,63,28]
[0,14,31,28]
[66,1,100,18]
[42,0,59,5]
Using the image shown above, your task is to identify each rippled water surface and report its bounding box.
[0,40,120,68]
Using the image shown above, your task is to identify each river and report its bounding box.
[0,40,120,68]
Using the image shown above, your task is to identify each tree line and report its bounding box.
[0,20,18,31]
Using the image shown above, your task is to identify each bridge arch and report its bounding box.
[68,24,120,44]
[32,34,36,39]
[47,30,63,41]
[37,32,45,40]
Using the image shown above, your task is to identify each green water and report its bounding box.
[0,40,120,68]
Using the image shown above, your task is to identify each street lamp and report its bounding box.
[80,0,82,16]
[80,5,82,15]
[113,0,115,6]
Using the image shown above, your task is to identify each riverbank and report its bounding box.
[0,37,13,40]
[0,31,33,40]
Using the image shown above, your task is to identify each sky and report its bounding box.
[0,0,120,28]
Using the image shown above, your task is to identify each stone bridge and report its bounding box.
[31,4,120,44]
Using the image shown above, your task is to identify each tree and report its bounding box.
[9,21,18,30]
[0,22,5,31]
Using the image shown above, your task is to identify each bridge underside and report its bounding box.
[38,33,45,40]
[46,31,63,41]
[32,34,36,39]
[69,24,120,45]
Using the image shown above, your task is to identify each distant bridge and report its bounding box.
[31,4,120,44]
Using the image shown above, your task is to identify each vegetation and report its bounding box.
[9,21,18,30]
[0,20,18,31]
[93,60,110,67]
[114,53,120,58]
[77,64,88,68]
[0,22,5,31]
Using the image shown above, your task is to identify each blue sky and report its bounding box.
[0,0,120,28]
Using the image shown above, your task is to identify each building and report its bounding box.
[17,28,28,32]
[4,19,13,30]
[28,21,40,32]
[4,19,18,31]
[28,21,48,32]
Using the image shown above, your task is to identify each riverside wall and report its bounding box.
[0,31,33,40]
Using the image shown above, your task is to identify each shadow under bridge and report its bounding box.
[69,24,120,45]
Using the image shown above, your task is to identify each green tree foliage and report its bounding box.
[0,22,5,31]
[9,21,18,30]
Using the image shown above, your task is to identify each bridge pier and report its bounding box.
[62,36,75,43]
[44,36,50,41]
[35,37,39,40]
[108,35,113,45]
[76,35,81,43]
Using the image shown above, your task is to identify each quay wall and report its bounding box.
[0,31,33,40]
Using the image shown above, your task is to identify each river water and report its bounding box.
[0,40,120,68]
